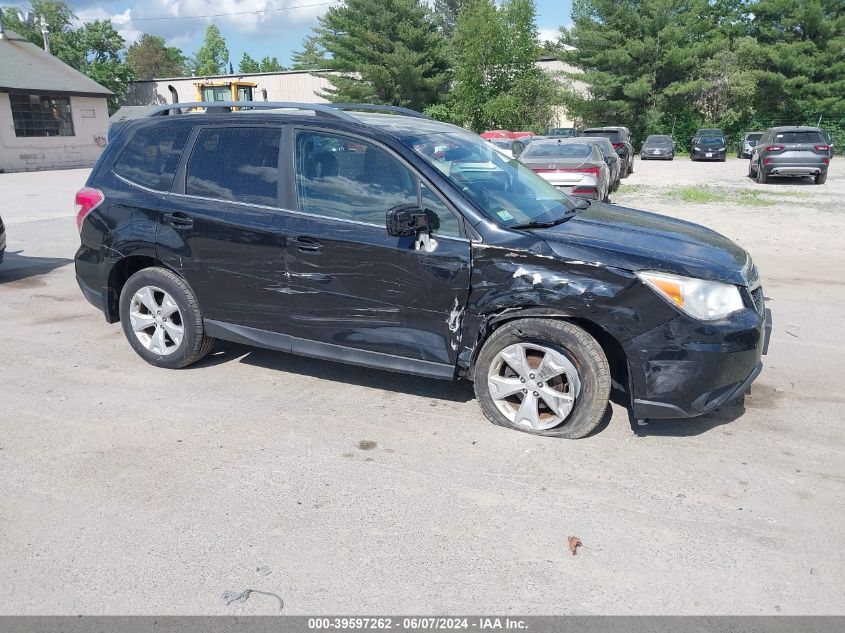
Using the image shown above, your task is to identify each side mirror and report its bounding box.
[386,205,430,237]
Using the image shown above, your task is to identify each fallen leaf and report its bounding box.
[568,535,582,555]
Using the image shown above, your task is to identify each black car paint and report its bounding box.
[691,137,727,161]
[0,215,6,264]
[76,111,769,420]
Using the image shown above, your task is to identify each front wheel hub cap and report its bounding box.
[487,342,581,431]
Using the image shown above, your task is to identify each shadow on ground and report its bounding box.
[0,251,72,286]
[628,397,747,437]
[193,340,476,403]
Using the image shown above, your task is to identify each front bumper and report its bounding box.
[641,151,674,160]
[691,149,726,160]
[625,306,771,419]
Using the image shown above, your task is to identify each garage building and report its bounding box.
[0,27,112,173]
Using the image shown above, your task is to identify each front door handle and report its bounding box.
[163,212,193,228]
[291,236,323,252]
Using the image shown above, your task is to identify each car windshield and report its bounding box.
[582,130,621,142]
[402,130,576,227]
[699,137,724,144]
[522,142,593,159]
[549,128,577,137]
[645,136,672,146]
[773,131,824,144]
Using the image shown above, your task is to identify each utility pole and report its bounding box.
[40,15,50,54]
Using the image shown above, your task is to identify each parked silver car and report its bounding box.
[580,136,622,190]
[749,126,830,185]
[737,131,763,158]
[519,139,611,201]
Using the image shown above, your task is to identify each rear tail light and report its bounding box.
[823,157,830,164]
[763,158,772,165]
[572,187,597,195]
[533,166,601,177]
[75,187,104,232]
[611,142,624,149]
[815,145,831,151]
[765,145,785,151]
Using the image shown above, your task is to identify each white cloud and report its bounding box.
[73,0,333,48]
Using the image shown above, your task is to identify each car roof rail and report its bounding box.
[142,101,360,123]
[326,103,431,119]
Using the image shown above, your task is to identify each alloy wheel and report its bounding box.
[487,342,581,431]
[129,286,184,355]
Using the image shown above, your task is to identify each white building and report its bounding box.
[0,28,112,173]
[125,70,333,107]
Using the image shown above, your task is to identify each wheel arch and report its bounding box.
[466,308,631,409]
[105,255,176,323]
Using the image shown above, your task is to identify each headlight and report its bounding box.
[693,146,701,151]
[718,147,726,151]
[636,271,744,320]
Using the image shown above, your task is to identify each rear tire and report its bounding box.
[816,171,827,185]
[119,266,214,369]
[473,319,611,439]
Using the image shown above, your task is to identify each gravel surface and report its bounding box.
[0,160,843,615]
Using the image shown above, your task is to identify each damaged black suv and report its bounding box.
[76,103,771,438]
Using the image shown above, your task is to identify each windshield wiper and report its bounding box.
[509,211,577,230]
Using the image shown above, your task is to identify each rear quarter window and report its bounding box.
[113,122,191,191]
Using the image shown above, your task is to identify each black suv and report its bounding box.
[581,127,635,177]
[75,102,771,438]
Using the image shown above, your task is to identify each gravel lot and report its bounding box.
[1,158,843,615]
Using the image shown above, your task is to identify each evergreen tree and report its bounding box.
[239,53,261,73]
[311,0,449,110]
[290,35,328,70]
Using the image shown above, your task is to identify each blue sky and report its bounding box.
[58,0,572,72]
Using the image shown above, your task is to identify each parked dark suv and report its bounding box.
[581,127,635,177]
[75,102,771,439]
[749,126,831,184]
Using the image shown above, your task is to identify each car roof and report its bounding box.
[114,104,467,144]
[766,125,822,133]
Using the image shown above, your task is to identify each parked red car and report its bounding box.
[480,130,515,140]
[512,131,536,139]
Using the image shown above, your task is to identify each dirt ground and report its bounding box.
[0,158,843,615]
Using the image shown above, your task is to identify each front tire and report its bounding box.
[119,267,214,369]
[473,319,611,439]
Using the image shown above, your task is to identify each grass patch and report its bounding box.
[665,186,730,203]
[737,190,776,207]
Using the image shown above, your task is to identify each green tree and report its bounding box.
[311,0,449,110]
[127,34,184,79]
[194,24,229,75]
[290,35,328,70]
[238,52,261,73]
[448,0,557,131]
[259,56,286,72]
[1,0,74,47]
[745,0,845,120]
[432,0,467,36]
[56,20,135,111]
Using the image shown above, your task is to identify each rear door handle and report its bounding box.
[291,236,323,252]
[163,212,193,228]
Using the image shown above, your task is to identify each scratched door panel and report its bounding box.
[280,211,471,365]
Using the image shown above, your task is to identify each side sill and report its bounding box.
[204,319,457,381]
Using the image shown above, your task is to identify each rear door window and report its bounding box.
[185,127,281,206]
[113,122,191,191]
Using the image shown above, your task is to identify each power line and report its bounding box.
[80,1,338,23]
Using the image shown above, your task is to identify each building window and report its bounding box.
[9,94,75,137]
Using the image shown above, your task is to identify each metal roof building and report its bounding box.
[0,27,112,172]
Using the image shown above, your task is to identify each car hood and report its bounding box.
[533,202,753,285]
